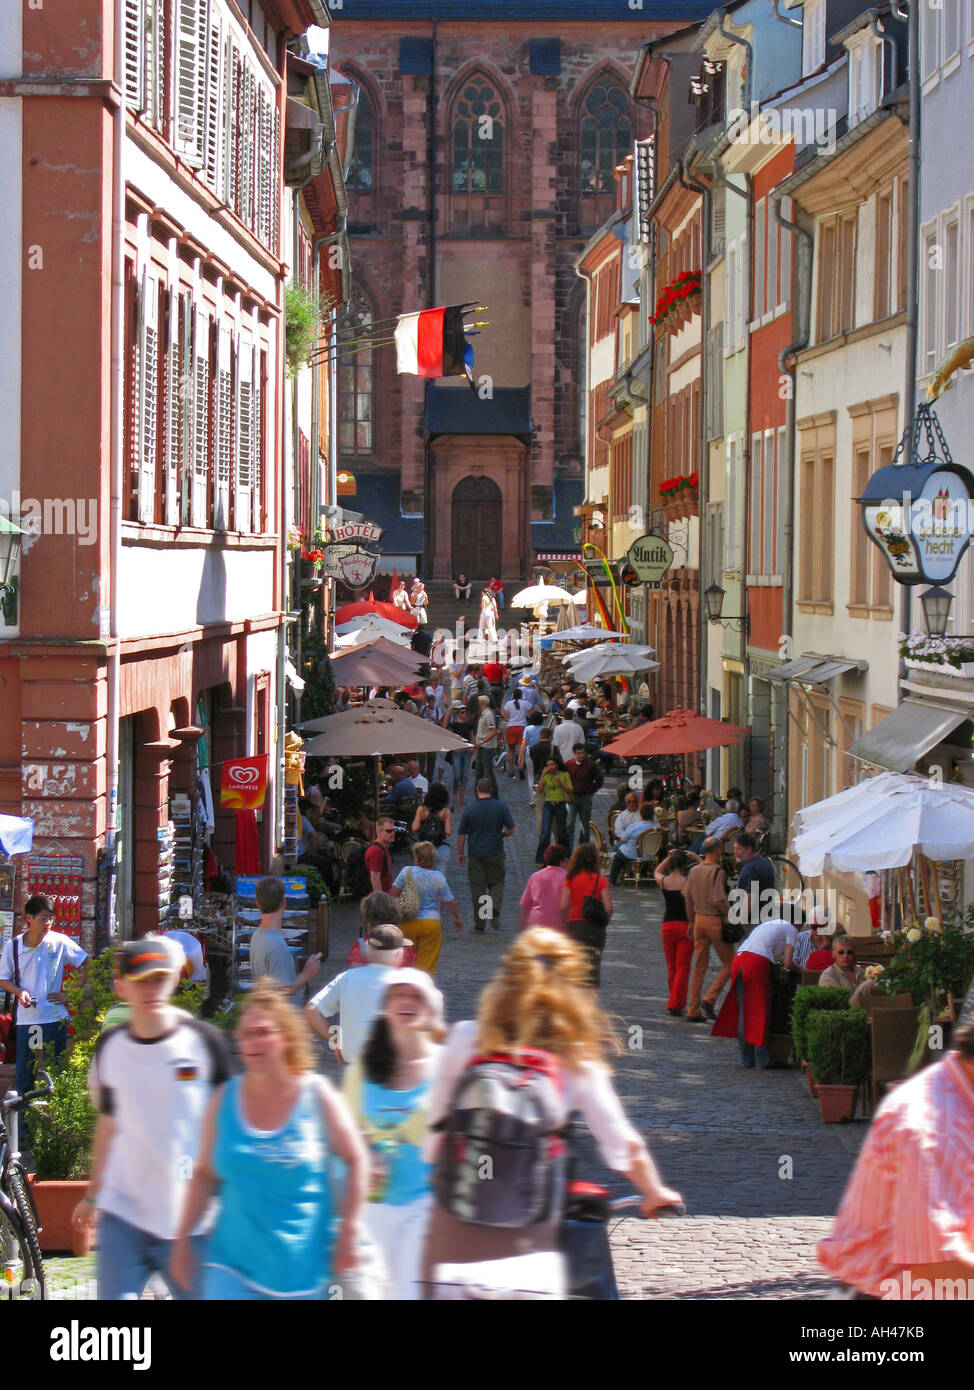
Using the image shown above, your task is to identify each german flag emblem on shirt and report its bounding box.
[175,1064,199,1081]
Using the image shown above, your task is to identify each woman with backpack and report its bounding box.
[420,928,682,1296]
[559,843,613,988]
[411,783,453,870]
[342,969,444,1300]
[392,841,463,979]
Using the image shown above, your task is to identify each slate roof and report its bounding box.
[349,472,423,552]
[425,385,532,437]
[334,0,713,20]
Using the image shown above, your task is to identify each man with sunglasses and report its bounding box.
[818,935,869,1001]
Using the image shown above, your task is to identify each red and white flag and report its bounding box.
[394,305,472,381]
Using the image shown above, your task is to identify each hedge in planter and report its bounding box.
[791,985,849,1064]
[806,1007,871,1088]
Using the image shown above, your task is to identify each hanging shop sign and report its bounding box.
[220,755,268,810]
[320,543,380,588]
[626,534,675,588]
[859,403,974,585]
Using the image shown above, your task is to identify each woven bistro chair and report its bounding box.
[625,828,664,887]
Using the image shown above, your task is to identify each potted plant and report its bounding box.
[877,911,974,1015]
[790,985,849,1091]
[807,1008,871,1123]
[28,1038,97,1253]
[768,962,799,1065]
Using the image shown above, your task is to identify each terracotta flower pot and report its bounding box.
[29,1177,91,1254]
[806,1066,819,1099]
[817,1083,857,1123]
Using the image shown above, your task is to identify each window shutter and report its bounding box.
[754,200,766,319]
[749,434,762,575]
[235,340,253,533]
[257,87,273,246]
[767,203,779,309]
[124,0,146,111]
[180,295,193,525]
[271,103,281,254]
[241,68,257,230]
[203,13,224,193]
[138,272,159,525]
[192,309,210,528]
[224,40,240,214]
[174,0,206,166]
[780,196,792,308]
[763,429,775,575]
[165,286,181,526]
[252,351,264,532]
[214,324,232,530]
[738,229,748,341]
[144,0,166,132]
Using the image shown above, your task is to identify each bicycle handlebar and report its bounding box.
[2,1069,54,1115]
[607,1196,687,1219]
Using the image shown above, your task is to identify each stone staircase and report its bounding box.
[422,579,533,667]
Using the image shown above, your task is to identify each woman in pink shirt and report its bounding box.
[519,844,569,931]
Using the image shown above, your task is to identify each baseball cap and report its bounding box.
[117,936,185,979]
[381,966,443,1015]
[366,924,414,951]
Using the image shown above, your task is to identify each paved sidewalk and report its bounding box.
[311,766,864,1299]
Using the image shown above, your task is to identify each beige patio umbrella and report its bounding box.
[300,705,473,812]
[328,645,423,690]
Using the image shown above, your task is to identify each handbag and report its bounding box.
[721,921,745,945]
[1,937,21,1065]
[397,867,421,921]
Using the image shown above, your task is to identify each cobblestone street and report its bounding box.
[312,767,866,1300]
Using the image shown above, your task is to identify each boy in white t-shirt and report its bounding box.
[73,937,231,1300]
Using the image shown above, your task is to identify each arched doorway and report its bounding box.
[452,475,502,579]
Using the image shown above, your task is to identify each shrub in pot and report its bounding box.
[768,962,799,1064]
[807,1007,871,1123]
[790,985,849,1067]
[29,1038,97,1253]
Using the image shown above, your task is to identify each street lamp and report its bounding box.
[704,582,750,634]
[920,584,953,638]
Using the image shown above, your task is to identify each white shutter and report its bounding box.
[252,351,263,532]
[767,202,779,309]
[271,102,281,254]
[257,87,272,246]
[224,40,240,214]
[180,295,193,525]
[780,196,792,307]
[165,286,181,526]
[123,0,146,111]
[755,199,766,318]
[174,0,206,167]
[241,67,256,230]
[235,341,253,533]
[763,429,775,576]
[738,229,748,344]
[749,433,762,576]
[203,14,224,193]
[138,273,159,524]
[214,324,232,530]
[192,309,210,527]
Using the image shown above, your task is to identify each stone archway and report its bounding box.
[451,475,503,579]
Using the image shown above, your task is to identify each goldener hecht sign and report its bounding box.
[862,468,974,585]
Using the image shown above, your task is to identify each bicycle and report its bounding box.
[1,1068,53,1300]
[721,834,805,914]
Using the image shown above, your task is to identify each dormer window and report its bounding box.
[848,34,884,126]
[803,0,826,76]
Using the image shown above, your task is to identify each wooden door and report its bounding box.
[452,476,502,579]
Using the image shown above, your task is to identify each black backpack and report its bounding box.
[344,843,372,900]
[433,1049,566,1228]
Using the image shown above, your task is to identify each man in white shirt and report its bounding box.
[612,792,643,843]
[552,715,579,765]
[712,917,799,1069]
[691,800,744,854]
[407,759,429,797]
[305,924,417,1064]
[0,894,88,1105]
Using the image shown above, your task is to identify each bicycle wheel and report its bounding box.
[771,855,805,898]
[2,1167,46,1300]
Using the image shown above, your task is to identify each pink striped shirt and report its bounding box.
[519,866,568,931]
[818,1053,974,1296]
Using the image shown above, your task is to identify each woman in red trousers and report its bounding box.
[654,850,698,1016]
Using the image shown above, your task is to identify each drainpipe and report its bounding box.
[891,0,919,664]
[678,158,710,725]
[575,259,594,626]
[772,189,813,836]
[106,5,127,937]
[424,21,438,577]
[312,221,346,656]
[770,0,802,28]
[717,11,754,113]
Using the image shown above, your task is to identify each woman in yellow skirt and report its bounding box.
[393,842,463,978]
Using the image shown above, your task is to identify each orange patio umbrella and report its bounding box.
[603,708,748,758]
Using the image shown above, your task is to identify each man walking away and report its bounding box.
[456,778,515,932]
[249,876,322,1003]
[474,694,499,794]
[73,937,231,1299]
[305,925,413,1065]
[566,742,603,849]
[684,838,733,1023]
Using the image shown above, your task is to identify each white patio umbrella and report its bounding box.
[334,615,412,645]
[564,648,660,681]
[553,623,629,642]
[791,772,974,875]
[565,640,656,661]
[0,813,33,856]
[510,583,581,608]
